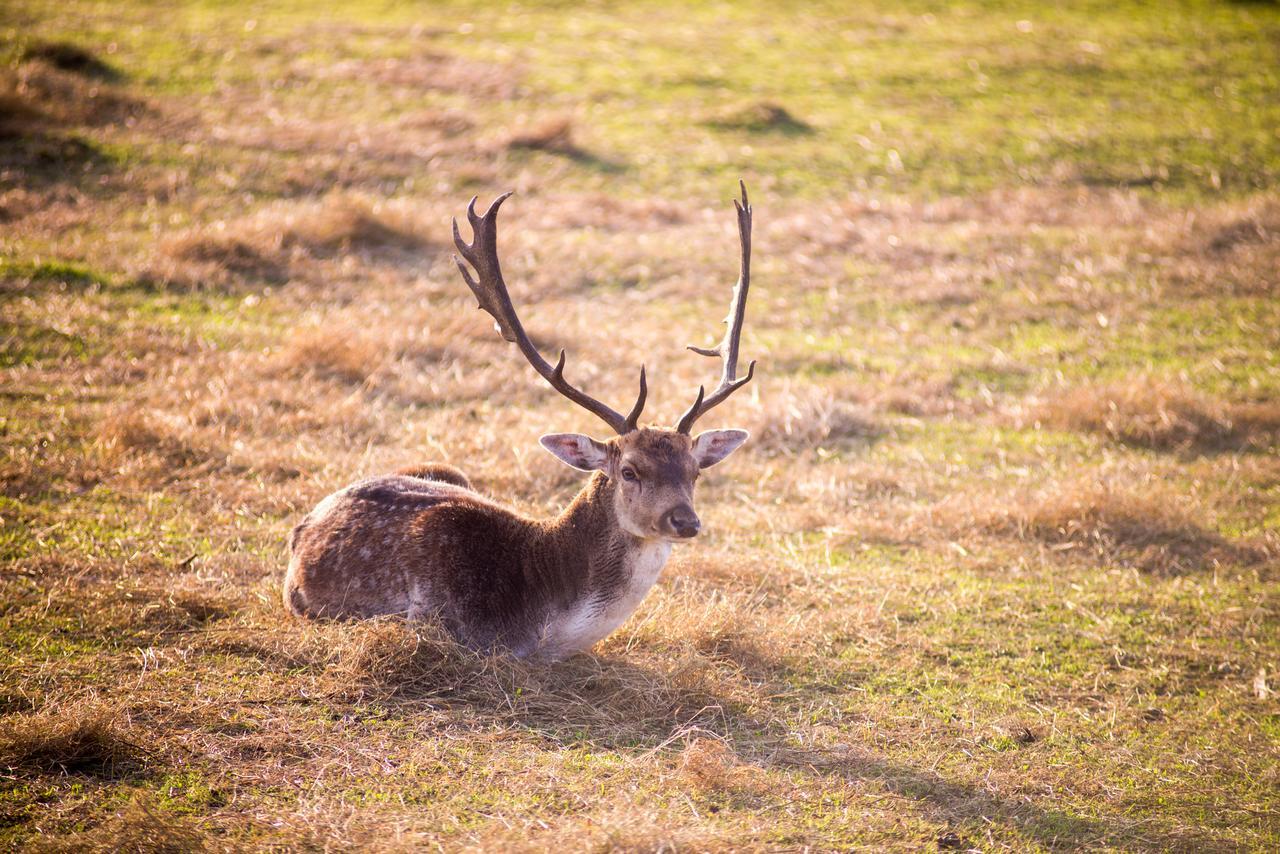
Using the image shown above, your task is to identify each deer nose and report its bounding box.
[663,506,701,539]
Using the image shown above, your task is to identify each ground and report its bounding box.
[1,0,1279,850]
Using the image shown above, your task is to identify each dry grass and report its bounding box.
[140,194,430,289]
[19,41,121,80]
[0,56,141,129]
[747,385,879,454]
[292,52,524,99]
[1034,377,1280,452]
[95,408,221,473]
[0,706,144,777]
[704,101,812,135]
[678,737,771,795]
[502,116,578,155]
[31,797,211,854]
[972,477,1273,575]
[278,325,388,385]
[1156,197,1280,296]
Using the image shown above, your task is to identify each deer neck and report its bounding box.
[547,471,651,585]
[536,472,671,658]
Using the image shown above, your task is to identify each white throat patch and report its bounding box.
[539,539,672,660]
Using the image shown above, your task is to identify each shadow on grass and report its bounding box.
[0,132,112,191]
[297,617,1230,851]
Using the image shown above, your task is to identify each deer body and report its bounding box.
[285,469,668,658]
[284,184,759,660]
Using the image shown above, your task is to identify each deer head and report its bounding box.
[452,183,757,541]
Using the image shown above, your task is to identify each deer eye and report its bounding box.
[620,467,638,483]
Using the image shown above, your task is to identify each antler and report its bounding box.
[675,180,757,434]
[452,193,647,435]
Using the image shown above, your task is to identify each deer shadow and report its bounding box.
[346,641,1232,852]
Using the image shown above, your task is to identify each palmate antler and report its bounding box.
[452,193,647,436]
[675,180,757,434]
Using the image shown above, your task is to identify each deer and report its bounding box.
[283,183,758,660]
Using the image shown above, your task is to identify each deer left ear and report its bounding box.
[691,429,749,469]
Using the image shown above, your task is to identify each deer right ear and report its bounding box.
[540,434,610,472]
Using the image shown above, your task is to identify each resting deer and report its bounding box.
[283,183,758,659]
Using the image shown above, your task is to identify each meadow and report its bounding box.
[2,0,1279,849]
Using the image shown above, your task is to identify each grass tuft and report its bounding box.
[19,41,121,80]
[0,707,144,777]
[503,116,578,155]
[678,737,770,795]
[1036,378,1280,452]
[32,795,210,853]
[95,409,219,472]
[977,479,1271,575]
[705,101,812,135]
[279,325,386,385]
[143,195,428,289]
[749,386,878,454]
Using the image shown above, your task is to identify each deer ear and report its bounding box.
[540,434,610,472]
[691,429,749,469]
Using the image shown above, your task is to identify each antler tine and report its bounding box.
[451,192,646,436]
[675,180,757,434]
[624,365,648,432]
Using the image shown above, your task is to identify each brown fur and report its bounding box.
[283,428,729,659]
[394,462,472,489]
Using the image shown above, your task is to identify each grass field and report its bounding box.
[2,0,1279,849]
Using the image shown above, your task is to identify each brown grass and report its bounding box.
[503,116,578,154]
[19,41,121,80]
[1,58,141,129]
[973,478,1272,575]
[0,707,144,776]
[278,325,388,385]
[95,409,220,472]
[748,385,879,454]
[705,101,812,134]
[291,52,523,99]
[308,616,738,738]
[678,737,770,795]
[1158,197,1280,296]
[1034,378,1280,452]
[141,195,429,289]
[31,796,211,854]
[3,7,1278,846]
[274,195,426,255]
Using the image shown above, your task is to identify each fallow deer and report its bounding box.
[283,183,758,660]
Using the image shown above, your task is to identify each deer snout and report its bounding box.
[662,505,701,539]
